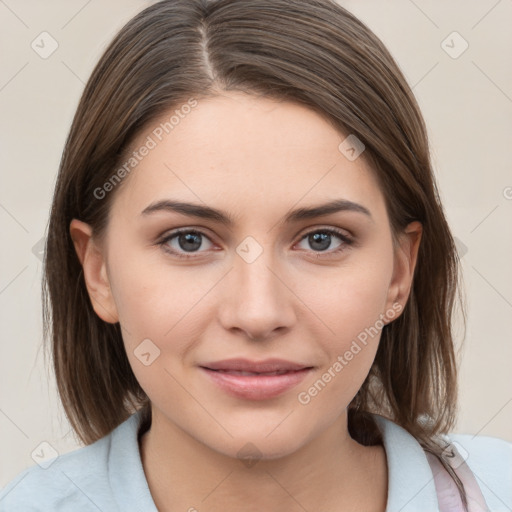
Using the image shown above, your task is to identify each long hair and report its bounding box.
[43,0,466,506]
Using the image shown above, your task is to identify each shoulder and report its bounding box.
[447,430,512,473]
[0,431,116,511]
[372,413,512,510]
[446,431,512,509]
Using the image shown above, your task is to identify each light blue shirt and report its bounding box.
[1,410,511,511]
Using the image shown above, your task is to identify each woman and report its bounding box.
[1,0,510,511]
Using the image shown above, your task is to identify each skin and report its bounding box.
[71,91,422,512]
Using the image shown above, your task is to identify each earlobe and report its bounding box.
[69,219,119,324]
[385,221,423,317]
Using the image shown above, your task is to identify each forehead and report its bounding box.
[110,92,386,222]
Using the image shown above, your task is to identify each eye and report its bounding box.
[158,227,353,260]
[295,228,353,255]
[159,229,214,259]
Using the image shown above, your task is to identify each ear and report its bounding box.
[385,221,423,319]
[69,219,119,324]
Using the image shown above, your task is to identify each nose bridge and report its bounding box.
[238,245,280,301]
[218,234,295,339]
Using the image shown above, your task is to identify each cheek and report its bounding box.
[107,248,221,379]
[107,258,200,405]
[293,244,394,406]
[108,240,203,331]
[299,246,394,345]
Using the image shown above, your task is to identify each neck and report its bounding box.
[138,408,388,512]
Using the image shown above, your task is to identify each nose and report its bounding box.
[217,246,297,341]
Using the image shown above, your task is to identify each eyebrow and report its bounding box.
[140,198,372,225]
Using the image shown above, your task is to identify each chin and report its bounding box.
[204,427,311,463]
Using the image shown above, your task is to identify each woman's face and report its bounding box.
[72,91,421,459]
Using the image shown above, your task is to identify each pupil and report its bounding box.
[179,233,202,252]
[310,233,330,251]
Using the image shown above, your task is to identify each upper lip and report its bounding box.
[200,358,313,373]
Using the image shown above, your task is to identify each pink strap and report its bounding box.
[425,444,490,512]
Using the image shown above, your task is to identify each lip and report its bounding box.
[201,358,311,373]
[199,358,314,400]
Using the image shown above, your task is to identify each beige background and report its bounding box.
[1,0,511,488]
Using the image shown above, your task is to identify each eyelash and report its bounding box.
[158,227,354,260]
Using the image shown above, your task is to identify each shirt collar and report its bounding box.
[372,413,440,511]
[109,410,159,511]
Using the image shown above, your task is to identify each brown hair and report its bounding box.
[43,0,466,506]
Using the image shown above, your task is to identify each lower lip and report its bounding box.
[200,367,312,400]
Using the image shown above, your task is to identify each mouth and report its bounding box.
[199,358,314,400]
[206,369,297,376]
[200,357,312,373]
